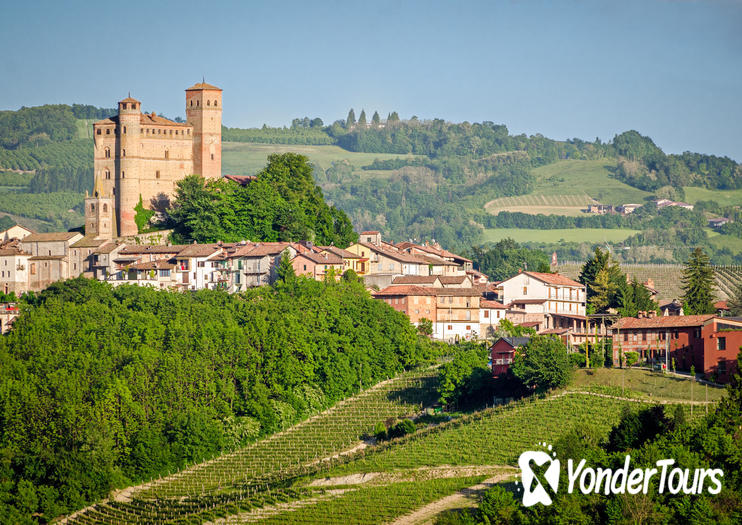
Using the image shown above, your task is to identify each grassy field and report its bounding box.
[222,142,417,176]
[75,119,96,140]
[684,186,742,206]
[569,368,726,403]
[706,228,742,253]
[531,159,652,204]
[482,227,639,244]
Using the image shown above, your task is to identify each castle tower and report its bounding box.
[116,96,142,236]
[185,82,222,179]
[85,173,114,240]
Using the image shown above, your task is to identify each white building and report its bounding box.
[497,271,586,316]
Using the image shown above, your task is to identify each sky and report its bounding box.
[1,0,741,160]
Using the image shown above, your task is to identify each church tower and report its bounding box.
[185,82,222,179]
[85,173,114,240]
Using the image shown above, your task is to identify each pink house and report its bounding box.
[292,251,344,280]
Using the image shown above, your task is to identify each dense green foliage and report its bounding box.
[682,247,716,315]
[134,195,156,233]
[437,342,493,407]
[448,351,742,524]
[0,191,84,231]
[0,277,437,521]
[511,336,572,391]
[168,153,357,246]
[0,105,113,149]
[466,239,550,281]
[222,125,333,145]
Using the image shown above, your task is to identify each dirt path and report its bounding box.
[559,390,715,405]
[389,472,516,525]
[309,465,516,488]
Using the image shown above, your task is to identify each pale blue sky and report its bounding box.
[1,0,741,159]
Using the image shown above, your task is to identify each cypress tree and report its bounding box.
[681,248,716,315]
[345,109,356,128]
[358,109,367,126]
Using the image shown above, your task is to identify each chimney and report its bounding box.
[648,310,657,318]
[637,311,645,319]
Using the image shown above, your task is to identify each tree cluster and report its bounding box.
[0,276,438,521]
[168,153,357,247]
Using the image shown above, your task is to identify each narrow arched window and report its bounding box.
[214,100,218,107]
[103,204,108,213]
[105,169,111,179]
[207,100,210,106]
[122,149,126,157]
[104,147,111,158]
[90,203,95,212]
[164,150,169,159]
[196,100,200,107]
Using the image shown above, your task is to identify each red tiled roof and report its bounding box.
[295,251,344,265]
[361,231,380,235]
[119,96,140,103]
[120,244,189,255]
[22,232,81,242]
[524,271,583,287]
[613,314,716,329]
[176,244,222,258]
[438,275,469,285]
[127,260,175,271]
[239,242,292,257]
[185,82,222,91]
[392,275,441,285]
[320,246,360,259]
[374,285,438,297]
[714,301,729,310]
[481,300,507,309]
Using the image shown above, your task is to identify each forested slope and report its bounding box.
[0,277,439,522]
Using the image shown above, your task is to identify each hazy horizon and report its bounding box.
[1,0,741,160]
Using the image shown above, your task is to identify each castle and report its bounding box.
[86,82,222,239]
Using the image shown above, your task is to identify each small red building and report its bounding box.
[612,313,742,383]
[490,336,531,377]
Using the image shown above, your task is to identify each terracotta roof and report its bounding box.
[22,232,81,242]
[392,275,441,285]
[374,285,438,297]
[714,301,729,310]
[551,313,587,320]
[0,248,30,256]
[93,242,122,254]
[120,245,189,255]
[361,231,380,235]
[119,96,140,103]
[240,242,292,257]
[140,112,190,127]
[509,299,548,305]
[185,82,222,91]
[439,275,469,285]
[29,255,66,260]
[519,321,541,327]
[360,242,426,264]
[71,236,108,248]
[481,300,507,309]
[613,314,716,330]
[176,244,222,258]
[295,251,344,265]
[127,260,175,271]
[524,271,583,287]
[320,246,360,259]
[540,328,570,335]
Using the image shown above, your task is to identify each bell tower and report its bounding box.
[185,81,222,179]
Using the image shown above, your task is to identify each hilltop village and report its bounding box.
[0,83,740,386]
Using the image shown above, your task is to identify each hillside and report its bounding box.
[556,261,742,301]
[62,368,711,524]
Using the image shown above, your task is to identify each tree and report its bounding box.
[417,318,433,337]
[579,247,624,312]
[681,248,716,315]
[358,109,367,127]
[511,335,572,391]
[727,282,742,317]
[276,249,296,283]
[345,108,356,128]
[371,111,380,127]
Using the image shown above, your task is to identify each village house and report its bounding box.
[490,336,531,377]
[0,241,31,295]
[292,251,344,280]
[228,242,297,290]
[480,299,508,339]
[373,285,438,327]
[0,224,33,243]
[612,313,742,382]
[20,232,84,291]
[497,271,586,317]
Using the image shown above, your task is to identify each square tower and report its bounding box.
[185,82,222,179]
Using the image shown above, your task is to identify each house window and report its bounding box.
[673,330,679,339]
[484,310,489,319]
[624,333,628,342]
[642,331,647,341]
[496,311,501,318]
[30,263,36,274]
[719,360,727,373]
[717,337,726,351]
[523,286,527,295]
[448,325,452,330]
[466,325,471,330]
[303,265,307,271]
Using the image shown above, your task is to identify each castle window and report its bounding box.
[207,100,210,106]
[169,130,172,135]
[214,100,218,107]
[104,147,111,158]
[122,149,126,157]
[196,100,200,106]
[96,129,101,135]
[105,169,110,179]
[156,171,160,179]
[90,203,95,212]
[122,172,125,178]
[106,129,110,135]
[158,129,161,134]
[190,100,193,107]
[122,103,127,110]
[132,103,136,110]
[103,204,108,213]
[164,150,169,159]
[123,126,127,134]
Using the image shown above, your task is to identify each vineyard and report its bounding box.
[557,262,742,301]
[62,366,705,525]
[484,193,596,216]
[0,139,91,172]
